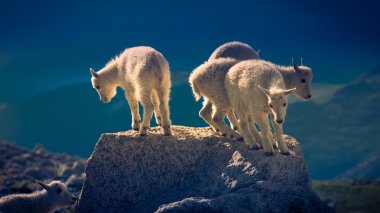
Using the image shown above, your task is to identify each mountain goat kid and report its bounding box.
[225,60,295,154]
[209,42,312,133]
[0,180,77,213]
[189,42,261,133]
[189,58,243,140]
[90,46,172,136]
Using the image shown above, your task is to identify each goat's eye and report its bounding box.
[95,85,100,90]
[283,102,287,107]
[301,79,306,83]
[56,188,62,193]
[269,104,273,108]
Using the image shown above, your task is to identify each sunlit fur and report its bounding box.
[0,181,77,213]
[225,60,295,154]
[192,42,261,132]
[189,58,243,139]
[206,42,312,133]
[90,46,172,135]
[208,41,260,61]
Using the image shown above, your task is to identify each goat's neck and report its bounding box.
[99,62,121,86]
[32,191,57,212]
[276,66,297,89]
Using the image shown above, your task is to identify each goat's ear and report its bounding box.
[283,88,296,95]
[301,58,305,66]
[90,68,98,78]
[258,85,271,97]
[37,181,50,190]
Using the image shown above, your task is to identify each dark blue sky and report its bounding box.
[1,0,379,102]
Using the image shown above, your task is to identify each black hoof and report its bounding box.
[264,152,274,156]
[222,133,227,137]
[273,145,277,149]
[237,137,244,141]
[139,133,147,137]
[282,151,290,156]
[251,146,260,150]
[133,128,139,131]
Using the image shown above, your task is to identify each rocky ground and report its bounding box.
[0,140,86,212]
[1,131,379,213]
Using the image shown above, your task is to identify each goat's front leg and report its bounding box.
[272,121,290,155]
[269,115,278,148]
[248,115,263,148]
[254,113,274,155]
[227,110,239,131]
[234,106,260,149]
[125,91,141,131]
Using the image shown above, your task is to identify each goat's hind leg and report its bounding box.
[157,87,172,135]
[139,90,155,136]
[199,100,219,133]
[151,90,161,126]
[212,107,242,140]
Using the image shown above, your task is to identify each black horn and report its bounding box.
[292,58,298,70]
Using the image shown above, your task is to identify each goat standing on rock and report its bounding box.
[225,60,295,154]
[189,58,243,140]
[90,46,172,136]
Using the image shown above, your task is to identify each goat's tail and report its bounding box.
[189,74,202,101]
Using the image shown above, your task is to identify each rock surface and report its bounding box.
[78,126,332,213]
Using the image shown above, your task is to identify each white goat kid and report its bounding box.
[248,58,313,147]
[225,60,295,154]
[90,46,172,136]
[0,180,77,213]
[189,58,243,140]
[196,41,261,131]
[210,42,312,132]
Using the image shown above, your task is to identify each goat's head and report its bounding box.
[292,58,313,100]
[90,68,117,103]
[37,180,77,208]
[258,86,295,125]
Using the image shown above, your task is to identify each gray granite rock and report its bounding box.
[78,126,333,213]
